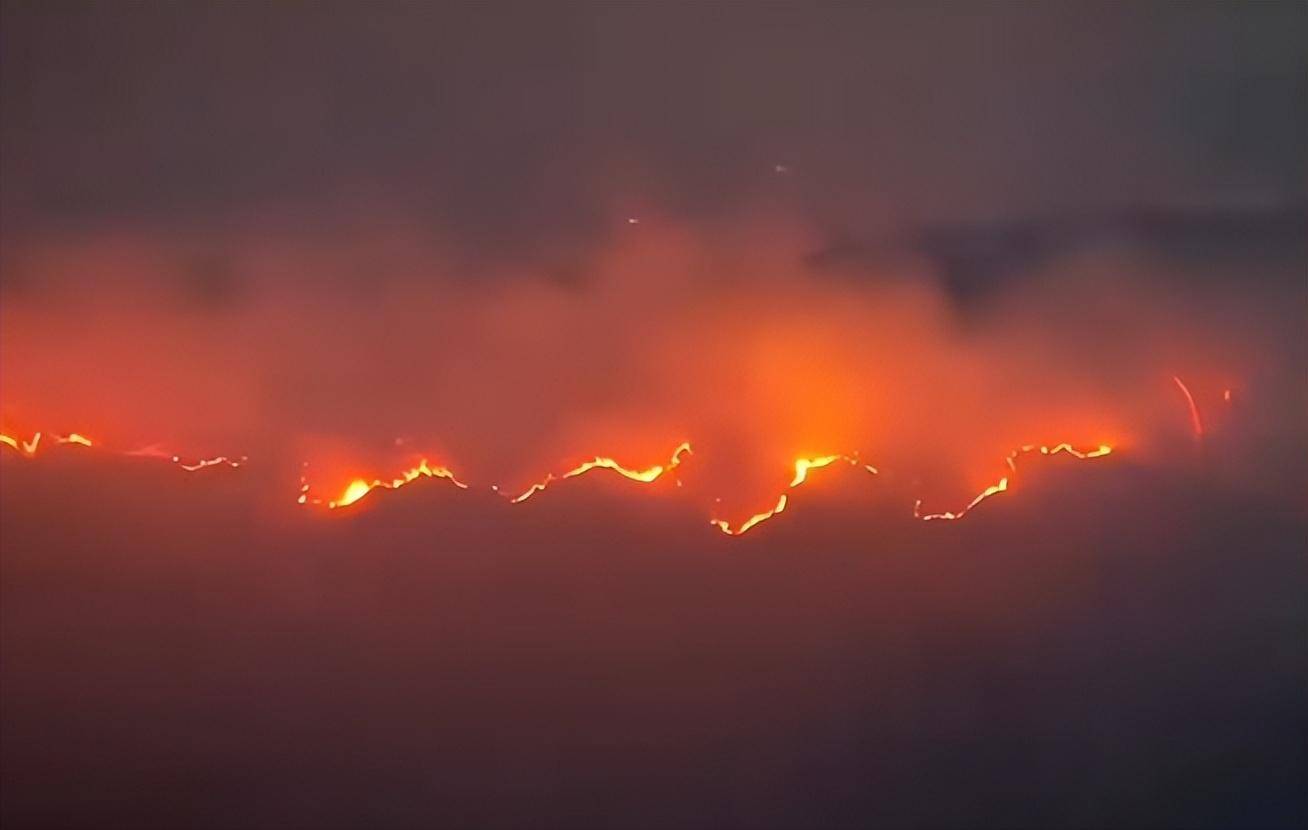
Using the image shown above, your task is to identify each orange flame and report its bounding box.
[711,493,788,536]
[0,425,1120,533]
[0,431,94,455]
[711,453,878,535]
[299,460,469,509]
[1,430,245,474]
[914,443,1112,522]
[2,429,1119,533]
[914,479,1010,522]
[497,442,693,504]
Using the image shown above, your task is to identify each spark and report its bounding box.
[1173,375,1204,438]
[503,442,692,504]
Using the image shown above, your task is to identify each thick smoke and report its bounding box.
[2,206,1296,524]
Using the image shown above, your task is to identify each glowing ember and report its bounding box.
[125,444,246,471]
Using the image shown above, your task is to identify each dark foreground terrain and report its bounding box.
[2,451,1304,829]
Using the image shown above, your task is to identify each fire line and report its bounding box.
[494,442,693,504]
[0,430,1115,533]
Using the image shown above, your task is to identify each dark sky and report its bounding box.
[3,2,1305,255]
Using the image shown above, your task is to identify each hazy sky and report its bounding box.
[1,2,1304,495]
[3,2,1304,257]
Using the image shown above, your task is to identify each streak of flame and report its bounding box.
[711,493,789,536]
[1,430,245,472]
[496,441,693,504]
[913,443,1112,522]
[299,460,469,509]
[126,443,246,470]
[0,376,1229,533]
[0,431,93,455]
[1173,375,1204,438]
[711,453,878,535]
[3,428,1115,533]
